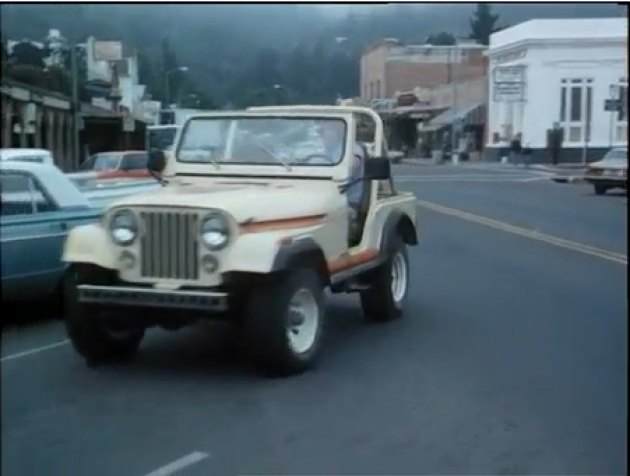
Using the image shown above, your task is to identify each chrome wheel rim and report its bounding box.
[287,288,319,354]
[391,251,408,305]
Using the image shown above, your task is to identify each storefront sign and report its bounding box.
[493,82,524,102]
[493,66,525,83]
[93,41,123,61]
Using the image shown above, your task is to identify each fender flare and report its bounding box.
[380,210,418,254]
[271,238,329,283]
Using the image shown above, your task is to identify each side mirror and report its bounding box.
[364,157,391,180]
[147,149,166,173]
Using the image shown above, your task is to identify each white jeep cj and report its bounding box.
[62,105,419,375]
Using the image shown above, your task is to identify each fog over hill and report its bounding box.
[1,3,625,106]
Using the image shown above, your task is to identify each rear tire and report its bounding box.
[64,266,144,366]
[594,184,608,195]
[243,268,325,376]
[360,237,409,322]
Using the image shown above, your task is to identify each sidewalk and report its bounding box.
[398,157,588,174]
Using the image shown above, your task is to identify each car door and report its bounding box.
[1,171,60,300]
[0,171,95,301]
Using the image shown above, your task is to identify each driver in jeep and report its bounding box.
[317,121,365,225]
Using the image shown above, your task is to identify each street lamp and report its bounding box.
[164,66,188,108]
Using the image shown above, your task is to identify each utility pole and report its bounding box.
[70,44,80,170]
[450,42,459,165]
[164,66,189,109]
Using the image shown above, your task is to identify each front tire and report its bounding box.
[243,268,325,376]
[360,237,409,322]
[64,266,144,365]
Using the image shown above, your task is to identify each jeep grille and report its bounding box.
[140,211,199,280]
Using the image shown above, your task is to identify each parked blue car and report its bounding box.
[1,160,157,305]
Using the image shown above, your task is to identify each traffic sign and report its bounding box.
[604,99,622,112]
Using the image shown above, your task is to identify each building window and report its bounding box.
[369,82,374,100]
[570,87,582,122]
[559,78,593,144]
[376,80,381,98]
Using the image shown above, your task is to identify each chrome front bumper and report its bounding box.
[77,285,228,312]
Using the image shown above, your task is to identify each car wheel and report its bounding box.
[243,268,325,376]
[360,236,409,322]
[594,184,608,195]
[64,266,144,366]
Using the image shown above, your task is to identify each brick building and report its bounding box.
[360,39,488,102]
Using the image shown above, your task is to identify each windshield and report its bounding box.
[82,154,121,171]
[177,117,347,166]
[148,127,179,151]
[602,149,628,162]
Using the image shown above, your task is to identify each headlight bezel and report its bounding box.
[109,209,138,246]
[200,212,230,251]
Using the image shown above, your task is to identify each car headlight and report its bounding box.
[109,209,138,246]
[200,213,230,250]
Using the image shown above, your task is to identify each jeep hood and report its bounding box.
[109,179,341,223]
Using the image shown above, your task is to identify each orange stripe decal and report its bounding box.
[328,249,379,274]
[240,214,326,234]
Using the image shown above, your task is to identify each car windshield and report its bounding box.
[602,149,628,163]
[82,154,121,171]
[177,117,347,166]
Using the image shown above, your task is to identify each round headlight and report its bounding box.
[201,213,229,250]
[109,209,138,246]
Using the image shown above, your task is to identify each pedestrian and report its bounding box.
[546,122,564,165]
[510,133,523,166]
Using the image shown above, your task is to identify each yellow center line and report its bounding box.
[417,199,628,266]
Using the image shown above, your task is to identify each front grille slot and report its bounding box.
[140,211,199,280]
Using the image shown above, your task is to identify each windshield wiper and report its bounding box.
[276,154,292,172]
[201,149,221,170]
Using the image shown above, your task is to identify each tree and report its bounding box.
[426,32,456,46]
[468,3,499,45]
[6,64,48,89]
[9,40,46,68]
[45,65,71,94]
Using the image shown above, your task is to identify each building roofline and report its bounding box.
[489,36,627,56]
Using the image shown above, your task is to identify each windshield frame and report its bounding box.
[175,113,351,169]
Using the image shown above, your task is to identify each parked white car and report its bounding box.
[584,148,627,195]
[0,148,55,166]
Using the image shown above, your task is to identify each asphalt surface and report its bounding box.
[2,162,627,476]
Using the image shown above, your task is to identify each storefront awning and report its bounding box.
[428,102,486,127]
[393,104,446,117]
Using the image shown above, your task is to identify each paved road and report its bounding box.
[2,163,626,476]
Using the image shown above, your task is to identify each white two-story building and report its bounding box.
[485,18,627,163]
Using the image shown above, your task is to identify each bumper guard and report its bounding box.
[77,285,228,312]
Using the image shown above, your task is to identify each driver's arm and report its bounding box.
[347,143,365,207]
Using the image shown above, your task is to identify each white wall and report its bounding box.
[487,39,627,149]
